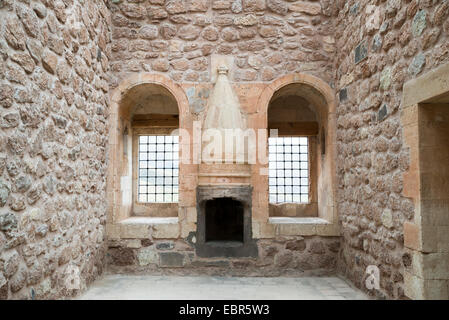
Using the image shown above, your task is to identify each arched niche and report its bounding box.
[108,74,189,223]
[258,74,337,223]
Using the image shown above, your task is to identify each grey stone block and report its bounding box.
[156,242,175,250]
[354,40,368,64]
[160,252,184,267]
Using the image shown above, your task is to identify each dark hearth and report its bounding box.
[196,186,258,258]
[205,197,244,243]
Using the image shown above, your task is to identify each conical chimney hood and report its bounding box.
[203,65,245,130]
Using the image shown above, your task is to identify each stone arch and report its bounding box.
[110,73,189,119]
[257,73,336,116]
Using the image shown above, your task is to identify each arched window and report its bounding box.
[118,83,180,218]
[266,81,334,220]
[268,95,319,205]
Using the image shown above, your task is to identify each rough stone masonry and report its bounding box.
[0,0,111,299]
[0,0,448,300]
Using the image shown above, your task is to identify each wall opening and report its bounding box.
[205,198,244,243]
[116,83,181,219]
[403,102,449,299]
[419,103,449,216]
[402,61,449,299]
[196,186,258,258]
[417,102,449,294]
[267,87,324,218]
[130,86,180,216]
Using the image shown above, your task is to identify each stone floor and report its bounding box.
[78,275,368,300]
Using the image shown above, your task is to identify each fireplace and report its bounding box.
[205,198,244,243]
[196,186,258,258]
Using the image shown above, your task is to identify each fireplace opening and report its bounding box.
[205,198,244,243]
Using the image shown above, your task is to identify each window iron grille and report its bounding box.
[268,137,309,203]
[138,135,179,203]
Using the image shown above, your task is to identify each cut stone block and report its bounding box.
[159,252,185,267]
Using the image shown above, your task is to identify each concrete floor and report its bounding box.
[78,275,368,300]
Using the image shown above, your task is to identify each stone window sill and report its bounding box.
[267,217,339,237]
[269,217,329,224]
[107,217,180,240]
[120,217,179,225]
[132,203,179,218]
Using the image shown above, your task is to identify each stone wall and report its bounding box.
[105,71,341,281]
[107,235,341,277]
[2,0,448,301]
[334,0,449,299]
[0,0,111,299]
[108,0,337,86]
[105,0,342,286]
